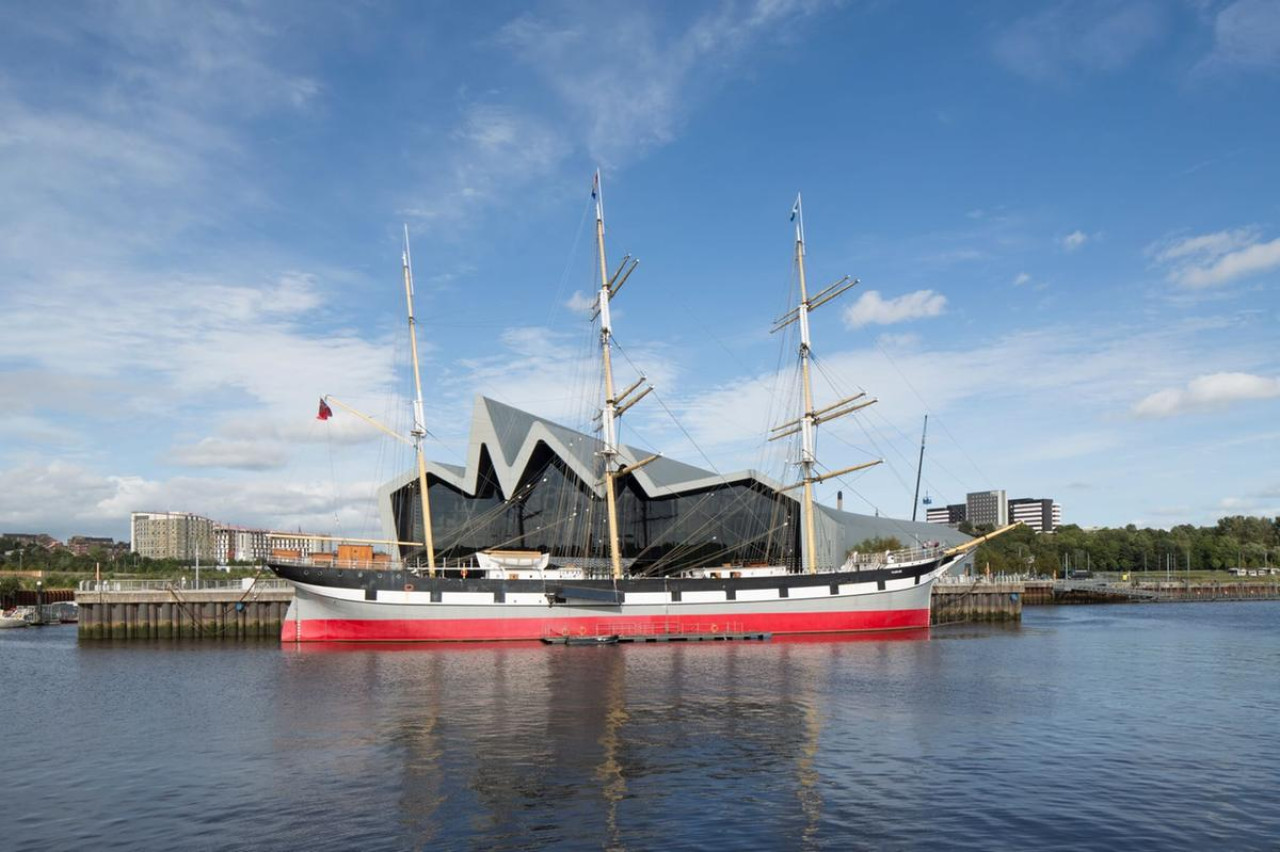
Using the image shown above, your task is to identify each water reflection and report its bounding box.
[7,607,1280,850]
[272,635,940,850]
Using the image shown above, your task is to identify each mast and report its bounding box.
[794,196,820,575]
[594,171,624,581]
[770,195,877,574]
[403,227,436,575]
[590,171,647,581]
[911,414,928,522]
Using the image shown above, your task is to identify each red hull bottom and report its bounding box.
[283,608,932,643]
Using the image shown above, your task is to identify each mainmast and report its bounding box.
[403,227,436,576]
[794,198,820,575]
[770,194,879,573]
[590,171,647,581]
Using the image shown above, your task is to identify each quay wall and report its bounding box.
[76,588,292,640]
[1131,581,1280,601]
[931,581,1023,625]
[1028,580,1280,605]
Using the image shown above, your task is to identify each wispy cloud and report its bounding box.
[1150,227,1280,288]
[844,290,947,327]
[1204,0,1280,69]
[168,438,289,472]
[406,104,572,223]
[1132,372,1280,418]
[993,1,1168,83]
[442,326,679,433]
[668,312,1272,488]
[1013,272,1032,286]
[408,1,831,226]
[497,0,830,168]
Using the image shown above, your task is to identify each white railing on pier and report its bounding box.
[78,578,292,592]
[935,573,1026,585]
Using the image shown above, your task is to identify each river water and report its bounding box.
[1,602,1277,851]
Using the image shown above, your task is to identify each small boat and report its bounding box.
[0,608,33,629]
[543,634,621,646]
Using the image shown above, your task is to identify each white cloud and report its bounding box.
[565,291,597,316]
[876,332,921,349]
[1016,430,1122,463]
[1013,272,1032,286]
[1207,0,1280,68]
[844,290,947,327]
[1133,372,1280,418]
[1151,228,1280,288]
[408,104,572,223]
[1062,230,1088,251]
[1153,228,1258,262]
[497,1,830,168]
[993,2,1167,83]
[0,457,393,542]
[168,438,289,471]
[654,312,1276,523]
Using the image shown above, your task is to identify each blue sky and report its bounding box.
[1,0,1278,542]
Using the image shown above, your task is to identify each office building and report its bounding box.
[1008,498,1061,534]
[926,504,967,525]
[130,512,216,561]
[965,490,1008,528]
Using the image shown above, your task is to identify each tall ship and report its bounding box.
[269,176,1006,642]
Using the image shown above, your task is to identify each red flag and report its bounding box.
[316,398,333,421]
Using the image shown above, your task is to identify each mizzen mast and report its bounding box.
[402,226,436,576]
[770,194,879,574]
[590,170,647,581]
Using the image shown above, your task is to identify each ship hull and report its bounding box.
[273,557,959,643]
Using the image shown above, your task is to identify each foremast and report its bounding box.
[771,195,879,574]
[403,228,436,576]
[590,171,648,581]
[313,229,437,575]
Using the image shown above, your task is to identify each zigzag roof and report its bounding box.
[377,396,774,504]
[375,396,970,559]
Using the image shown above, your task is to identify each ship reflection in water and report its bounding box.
[4,605,1279,850]
[274,634,937,851]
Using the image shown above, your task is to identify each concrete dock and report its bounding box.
[76,580,292,640]
[931,580,1024,625]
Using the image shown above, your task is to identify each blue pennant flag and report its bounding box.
[790,199,799,222]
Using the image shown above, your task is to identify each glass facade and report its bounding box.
[391,442,800,574]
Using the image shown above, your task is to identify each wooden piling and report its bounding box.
[931,581,1023,625]
[76,587,293,641]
